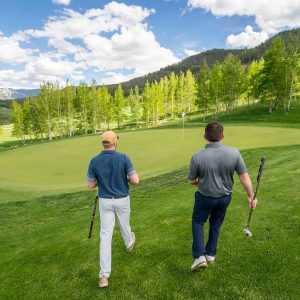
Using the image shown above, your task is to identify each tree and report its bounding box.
[39,82,55,140]
[77,82,90,134]
[258,37,286,113]
[197,62,211,120]
[168,72,178,119]
[114,84,125,128]
[90,79,99,133]
[185,70,197,119]
[130,85,142,126]
[221,54,244,112]
[11,101,25,143]
[210,62,223,119]
[245,60,264,113]
[142,81,151,126]
[284,32,300,115]
[64,79,76,137]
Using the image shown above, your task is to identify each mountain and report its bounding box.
[0,88,40,100]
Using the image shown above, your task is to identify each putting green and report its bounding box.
[0,126,299,196]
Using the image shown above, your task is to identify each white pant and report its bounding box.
[99,196,134,278]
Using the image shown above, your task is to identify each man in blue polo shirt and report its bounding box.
[87,131,139,288]
[188,122,257,270]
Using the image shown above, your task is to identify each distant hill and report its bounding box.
[0,88,40,100]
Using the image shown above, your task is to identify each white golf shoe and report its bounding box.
[205,254,216,264]
[191,255,208,271]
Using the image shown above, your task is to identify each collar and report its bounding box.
[205,142,223,148]
[101,150,116,154]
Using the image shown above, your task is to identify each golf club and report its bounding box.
[243,157,266,237]
[88,195,98,239]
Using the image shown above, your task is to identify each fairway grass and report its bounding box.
[1,145,300,299]
[0,125,300,201]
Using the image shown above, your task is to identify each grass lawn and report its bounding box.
[1,144,300,299]
[0,125,300,202]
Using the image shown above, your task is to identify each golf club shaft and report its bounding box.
[88,196,98,239]
[246,158,266,227]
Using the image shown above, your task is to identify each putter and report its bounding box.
[243,157,266,237]
[88,195,98,239]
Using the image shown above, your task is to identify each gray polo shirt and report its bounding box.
[188,142,247,198]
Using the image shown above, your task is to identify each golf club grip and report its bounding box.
[88,196,98,239]
[256,157,266,182]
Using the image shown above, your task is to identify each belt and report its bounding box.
[102,196,128,199]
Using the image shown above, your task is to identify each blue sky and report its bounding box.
[0,0,299,89]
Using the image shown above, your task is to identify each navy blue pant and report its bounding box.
[192,191,231,258]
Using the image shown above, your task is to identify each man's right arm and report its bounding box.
[128,174,139,184]
[238,172,257,208]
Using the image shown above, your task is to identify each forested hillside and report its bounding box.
[106,28,300,95]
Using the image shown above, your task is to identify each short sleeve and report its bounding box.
[125,156,136,176]
[235,152,247,175]
[87,159,96,181]
[187,156,198,180]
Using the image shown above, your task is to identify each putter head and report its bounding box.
[243,227,253,237]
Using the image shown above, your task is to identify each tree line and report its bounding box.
[11,36,300,143]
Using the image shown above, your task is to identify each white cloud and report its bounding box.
[0,1,179,88]
[226,26,269,48]
[52,0,71,5]
[0,33,33,64]
[187,0,300,47]
[183,49,198,56]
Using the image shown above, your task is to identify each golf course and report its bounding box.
[1,104,300,299]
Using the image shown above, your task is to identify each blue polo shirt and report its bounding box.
[87,150,136,198]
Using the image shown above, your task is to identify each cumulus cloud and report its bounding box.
[52,0,71,5]
[0,33,33,64]
[183,49,198,56]
[187,0,300,47]
[0,1,179,88]
[226,26,269,48]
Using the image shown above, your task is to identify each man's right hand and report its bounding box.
[248,196,257,209]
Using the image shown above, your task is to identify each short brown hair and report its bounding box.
[205,122,224,142]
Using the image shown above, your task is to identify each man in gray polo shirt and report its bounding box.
[188,122,257,270]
